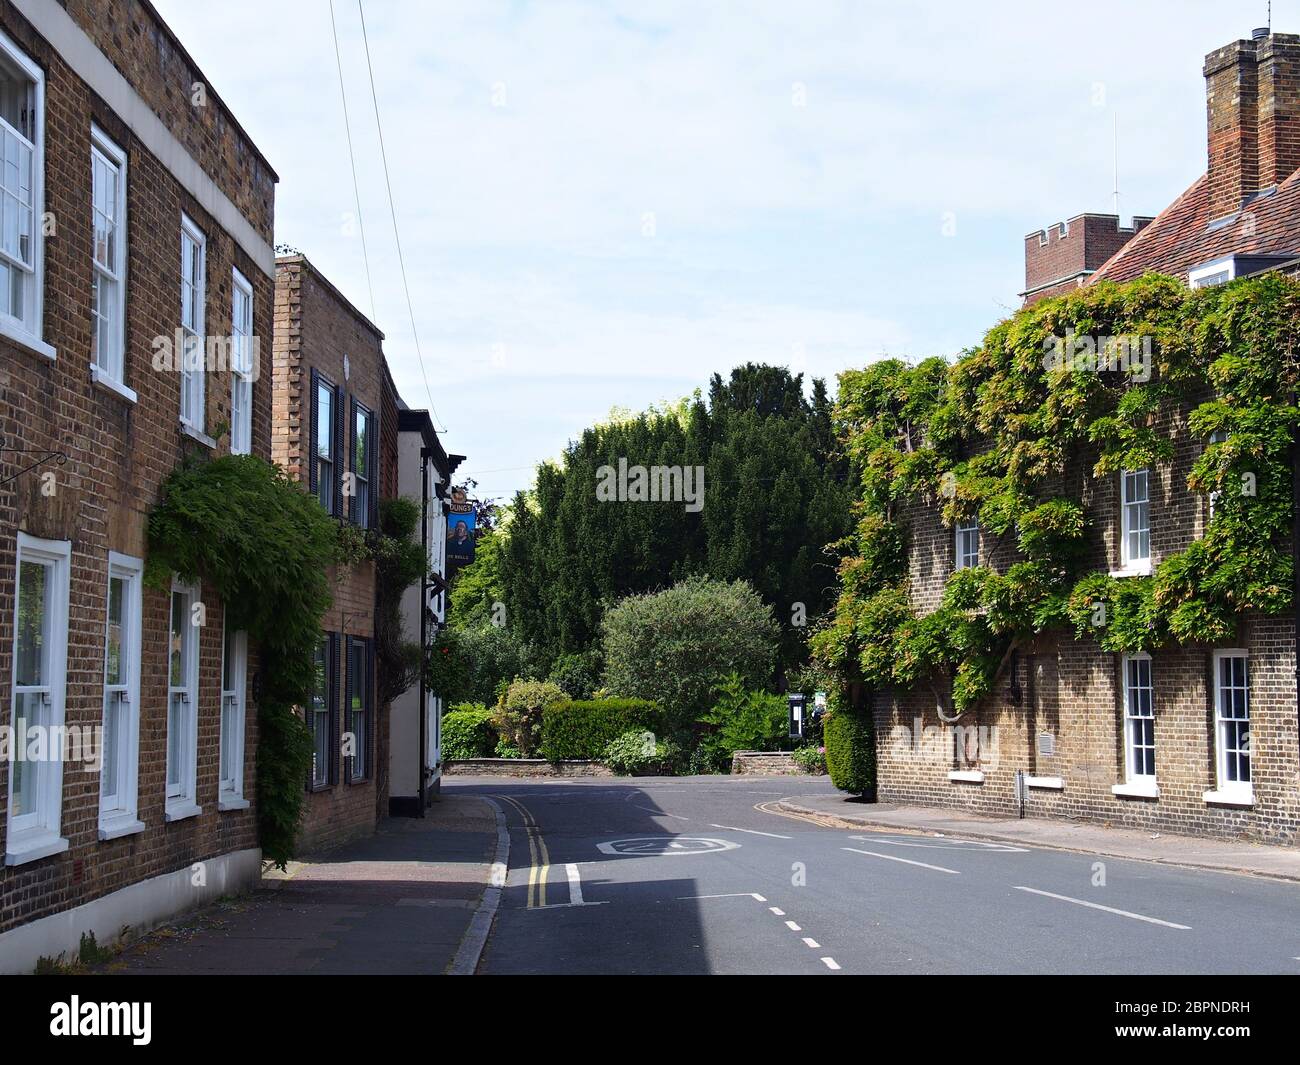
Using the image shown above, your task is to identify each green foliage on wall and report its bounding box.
[146,455,340,867]
[812,272,1300,721]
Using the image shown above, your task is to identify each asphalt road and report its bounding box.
[449,774,1300,975]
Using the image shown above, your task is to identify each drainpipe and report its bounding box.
[418,446,430,815]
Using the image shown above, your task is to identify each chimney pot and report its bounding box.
[1253,27,1269,41]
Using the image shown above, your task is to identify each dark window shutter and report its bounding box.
[366,638,376,779]
[329,633,341,786]
[369,410,380,530]
[348,397,359,525]
[308,368,320,494]
[333,388,345,518]
[343,635,354,782]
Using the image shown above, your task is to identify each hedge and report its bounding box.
[442,704,498,760]
[539,698,661,761]
[824,707,874,795]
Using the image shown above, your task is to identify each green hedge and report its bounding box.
[540,698,661,761]
[824,707,875,795]
[442,704,497,759]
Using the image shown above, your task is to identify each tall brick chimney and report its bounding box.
[1205,29,1300,220]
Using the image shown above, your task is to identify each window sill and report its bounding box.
[5,833,70,866]
[0,317,57,362]
[1112,781,1159,799]
[91,365,138,404]
[1026,775,1064,790]
[164,800,203,823]
[947,769,984,784]
[218,795,250,812]
[1203,788,1254,808]
[308,781,334,794]
[179,421,217,449]
[1109,564,1152,579]
[98,816,146,841]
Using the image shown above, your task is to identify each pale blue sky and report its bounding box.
[155,0,1286,502]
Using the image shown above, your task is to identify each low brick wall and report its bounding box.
[442,759,613,778]
[732,751,810,776]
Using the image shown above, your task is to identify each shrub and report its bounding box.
[548,649,603,700]
[699,673,787,765]
[824,707,874,795]
[601,575,779,732]
[791,745,827,775]
[441,703,497,759]
[493,679,566,757]
[604,728,674,776]
[539,697,661,761]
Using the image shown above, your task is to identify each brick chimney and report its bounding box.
[1205,29,1300,220]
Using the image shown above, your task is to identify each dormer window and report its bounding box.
[1188,256,1235,289]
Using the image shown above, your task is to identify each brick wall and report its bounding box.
[0,0,274,938]
[875,402,1300,844]
[273,256,389,854]
[1023,214,1152,305]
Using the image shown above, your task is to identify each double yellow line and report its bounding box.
[496,794,550,908]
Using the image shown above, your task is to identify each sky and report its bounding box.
[154,0,1286,503]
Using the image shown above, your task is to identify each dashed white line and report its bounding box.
[1013,886,1191,930]
[821,957,841,971]
[784,920,802,931]
[842,847,961,875]
[802,937,820,948]
[769,906,785,916]
[565,863,584,905]
[708,823,792,839]
[678,892,763,900]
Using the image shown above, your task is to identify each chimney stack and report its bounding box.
[1204,31,1300,220]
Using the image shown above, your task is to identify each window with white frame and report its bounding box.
[1119,468,1150,570]
[955,519,979,570]
[313,373,337,513]
[0,32,44,346]
[90,128,127,387]
[179,215,206,432]
[1206,430,1228,521]
[219,624,248,804]
[230,268,253,455]
[346,636,371,782]
[309,635,335,788]
[1188,257,1235,290]
[6,533,70,864]
[165,578,201,818]
[1212,651,1251,800]
[99,553,143,836]
[1121,654,1155,785]
[351,400,373,527]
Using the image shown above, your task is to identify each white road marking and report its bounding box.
[678,892,762,900]
[842,847,961,875]
[785,920,802,931]
[851,834,1026,853]
[565,863,584,906]
[802,937,821,948]
[821,957,841,971]
[751,893,767,902]
[708,823,792,839]
[769,906,785,916]
[1013,886,1191,930]
[628,801,691,821]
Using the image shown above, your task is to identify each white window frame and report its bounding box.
[1117,468,1151,574]
[1206,649,1253,806]
[98,552,144,839]
[954,519,979,571]
[230,267,253,456]
[1188,255,1236,290]
[89,125,130,397]
[1206,430,1228,523]
[5,533,70,865]
[179,214,206,434]
[219,623,249,809]
[1121,654,1156,788]
[165,576,202,821]
[0,29,50,360]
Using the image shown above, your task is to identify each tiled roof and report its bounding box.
[1088,168,1300,283]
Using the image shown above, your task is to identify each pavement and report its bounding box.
[98,793,501,975]
[450,774,1300,975]
[775,792,1300,882]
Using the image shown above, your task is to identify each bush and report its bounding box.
[548,649,603,700]
[603,728,674,776]
[493,679,566,757]
[441,703,497,759]
[539,697,661,761]
[601,576,779,733]
[699,673,787,766]
[791,745,827,774]
[428,624,543,707]
[824,707,874,794]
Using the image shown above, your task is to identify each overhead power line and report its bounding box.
[356,0,446,432]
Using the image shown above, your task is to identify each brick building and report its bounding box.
[1021,213,1153,306]
[272,254,390,853]
[0,0,276,971]
[875,28,1300,844]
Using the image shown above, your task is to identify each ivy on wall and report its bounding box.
[812,272,1300,718]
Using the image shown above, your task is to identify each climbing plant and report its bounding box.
[146,454,341,867]
[812,272,1300,717]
